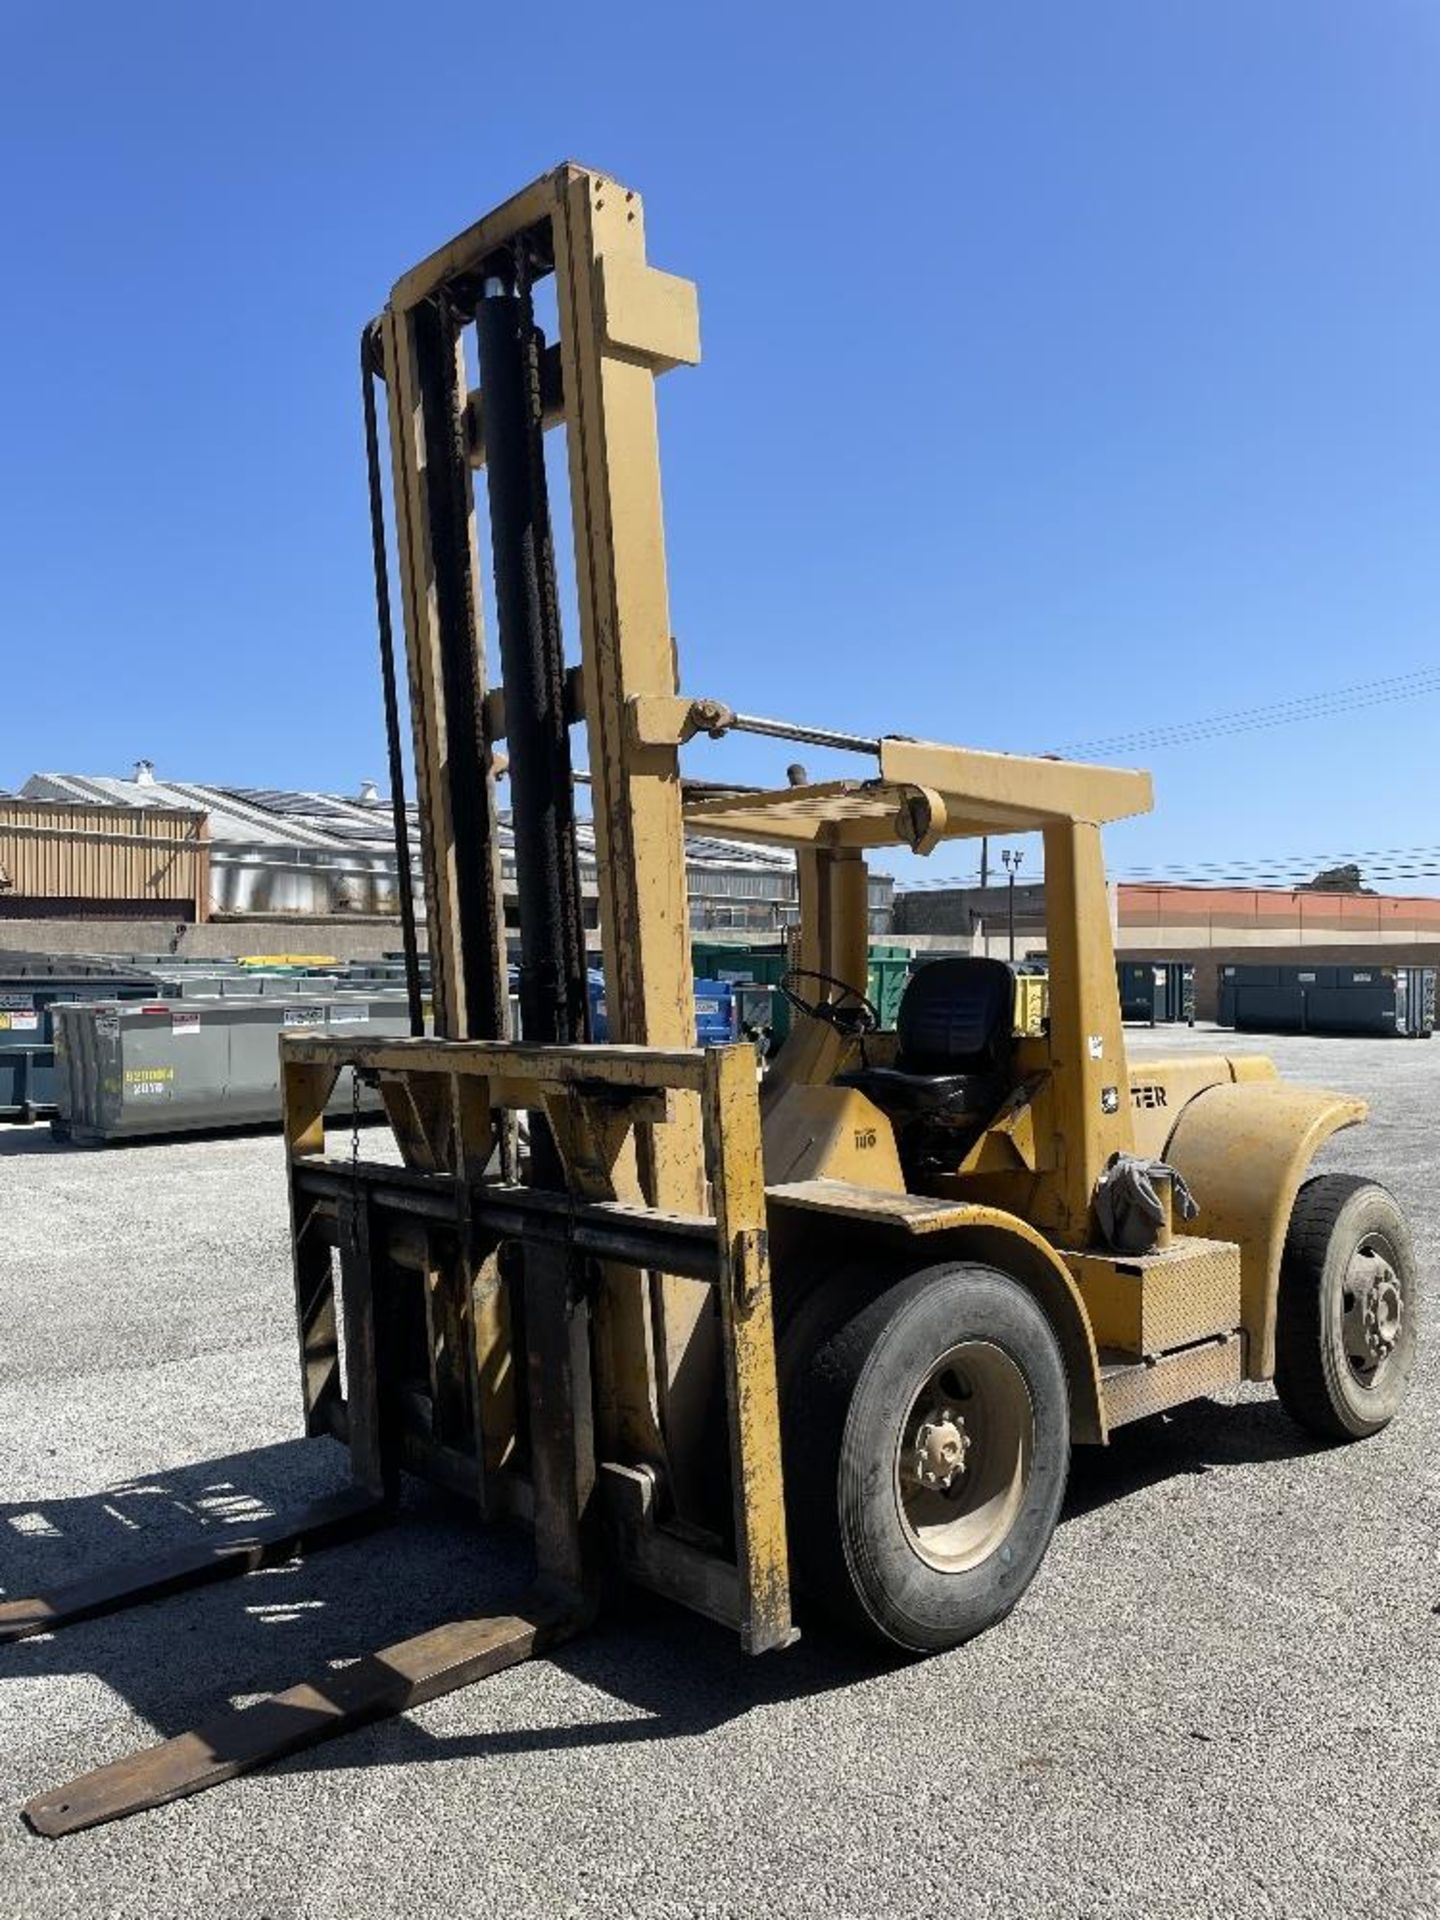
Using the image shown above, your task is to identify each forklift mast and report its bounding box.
[372,166,717,1500]
[378,166,700,1077]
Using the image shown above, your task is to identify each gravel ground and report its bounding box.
[0,1027,1436,1919]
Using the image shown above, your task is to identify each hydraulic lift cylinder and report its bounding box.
[476,262,596,1596]
[474,267,588,1052]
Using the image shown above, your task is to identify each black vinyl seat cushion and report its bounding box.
[836,958,1015,1131]
[834,1065,996,1119]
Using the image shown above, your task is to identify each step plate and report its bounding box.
[1100,1334,1244,1429]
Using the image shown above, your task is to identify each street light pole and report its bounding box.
[1002,848,1024,962]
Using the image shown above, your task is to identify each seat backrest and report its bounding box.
[897,957,1015,1075]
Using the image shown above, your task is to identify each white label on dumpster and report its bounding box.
[96,1013,119,1037]
[284,1007,328,1028]
[0,1011,38,1031]
[172,1011,201,1035]
[695,999,720,1016]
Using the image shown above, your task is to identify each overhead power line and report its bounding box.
[1058,667,1440,759]
[896,839,1440,894]
[1122,837,1440,879]
[1119,837,1440,889]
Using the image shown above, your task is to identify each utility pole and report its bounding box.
[1002,847,1024,962]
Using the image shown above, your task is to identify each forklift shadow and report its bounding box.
[1063,1392,1325,1521]
[3,1399,1329,1809]
[0,1438,879,1798]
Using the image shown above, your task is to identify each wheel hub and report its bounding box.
[1344,1247,1404,1375]
[893,1341,1035,1575]
[908,1409,970,1491]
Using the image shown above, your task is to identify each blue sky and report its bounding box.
[1,3,1436,891]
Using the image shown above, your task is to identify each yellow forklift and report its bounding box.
[5,164,1417,1834]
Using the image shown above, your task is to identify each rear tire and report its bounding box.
[781,1261,1069,1653]
[1274,1175,1417,1441]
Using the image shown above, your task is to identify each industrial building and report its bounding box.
[8,764,894,947]
[893,877,1440,1018]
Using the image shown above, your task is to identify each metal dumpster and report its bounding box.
[1395,965,1437,1037]
[695,941,914,1051]
[1218,962,1435,1037]
[733,982,778,1051]
[866,944,912,1030]
[1118,960,1195,1025]
[0,973,159,1120]
[50,992,412,1144]
[587,972,735,1045]
[1304,966,1436,1038]
[1012,963,1050,1037]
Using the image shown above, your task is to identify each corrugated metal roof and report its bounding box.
[21,772,797,873]
[25,773,344,850]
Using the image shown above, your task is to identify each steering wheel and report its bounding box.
[779,968,880,1036]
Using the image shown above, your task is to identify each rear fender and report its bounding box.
[1162,1081,1366,1377]
[766,1186,1106,1443]
[1127,1052,1277,1158]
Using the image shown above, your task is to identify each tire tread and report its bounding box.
[1274,1173,1400,1440]
[780,1261,1067,1650]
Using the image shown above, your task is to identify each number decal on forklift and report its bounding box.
[854,1128,877,1150]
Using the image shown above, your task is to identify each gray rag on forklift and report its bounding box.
[1093,1153,1199,1254]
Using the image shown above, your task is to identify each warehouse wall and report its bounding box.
[892,881,1048,937]
[0,801,208,920]
[1119,884,1440,948]
[0,916,427,964]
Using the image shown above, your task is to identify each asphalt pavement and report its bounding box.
[0,1026,1435,1919]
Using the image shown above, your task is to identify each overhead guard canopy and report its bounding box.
[681,737,1154,855]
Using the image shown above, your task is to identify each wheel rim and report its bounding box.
[1340,1231,1408,1391]
[892,1340,1034,1574]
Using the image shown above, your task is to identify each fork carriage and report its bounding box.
[282,1033,793,1656]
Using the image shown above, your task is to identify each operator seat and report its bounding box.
[836,957,1016,1166]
